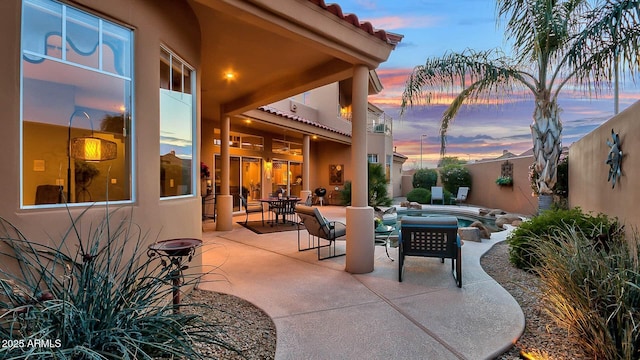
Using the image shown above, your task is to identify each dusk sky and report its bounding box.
[336,0,640,168]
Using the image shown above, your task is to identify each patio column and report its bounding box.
[216,115,233,231]
[300,134,311,202]
[346,64,374,274]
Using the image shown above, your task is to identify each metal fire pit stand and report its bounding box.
[147,238,202,313]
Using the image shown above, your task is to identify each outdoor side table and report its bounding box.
[374,225,395,261]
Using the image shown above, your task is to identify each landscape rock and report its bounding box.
[458,227,481,242]
[496,214,523,228]
[469,221,491,239]
[407,202,422,210]
[488,209,507,216]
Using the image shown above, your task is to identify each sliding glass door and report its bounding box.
[215,155,262,211]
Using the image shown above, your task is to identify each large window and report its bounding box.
[160,47,195,197]
[21,0,133,206]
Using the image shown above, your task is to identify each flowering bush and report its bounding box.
[528,162,539,196]
[200,161,210,178]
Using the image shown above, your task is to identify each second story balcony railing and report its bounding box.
[367,112,392,135]
[337,111,393,136]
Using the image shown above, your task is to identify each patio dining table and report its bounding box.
[258,197,301,225]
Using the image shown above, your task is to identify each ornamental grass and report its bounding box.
[0,206,234,359]
[532,224,640,359]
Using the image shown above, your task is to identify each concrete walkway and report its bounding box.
[198,205,523,360]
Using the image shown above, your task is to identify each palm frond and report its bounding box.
[402,49,535,110]
[499,0,589,57]
[563,0,640,94]
[401,49,536,154]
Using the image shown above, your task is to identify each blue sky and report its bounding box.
[336,0,640,168]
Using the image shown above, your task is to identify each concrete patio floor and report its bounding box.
[198,205,524,360]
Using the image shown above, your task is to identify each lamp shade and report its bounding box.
[70,136,117,161]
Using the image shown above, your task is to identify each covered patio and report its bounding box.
[194,0,402,274]
[198,206,524,359]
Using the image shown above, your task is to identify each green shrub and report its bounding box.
[339,181,352,205]
[406,188,430,204]
[507,207,618,271]
[0,208,234,359]
[368,163,392,206]
[412,168,438,189]
[532,224,637,359]
[554,155,569,198]
[443,189,453,204]
[439,165,471,195]
[339,163,392,207]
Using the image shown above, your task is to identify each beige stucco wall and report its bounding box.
[569,100,640,233]
[0,0,202,257]
[465,156,538,215]
[399,156,538,215]
[314,142,352,203]
[305,83,353,135]
[392,158,405,197]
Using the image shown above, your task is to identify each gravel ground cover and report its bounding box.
[181,290,277,359]
[482,241,589,360]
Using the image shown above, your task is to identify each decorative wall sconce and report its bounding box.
[264,158,272,180]
[606,128,622,188]
[67,110,118,201]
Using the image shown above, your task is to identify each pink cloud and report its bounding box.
[369,15,441,30]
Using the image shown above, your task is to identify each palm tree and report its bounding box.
[401,0,640,210]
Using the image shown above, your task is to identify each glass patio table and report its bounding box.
[258,197,301,225]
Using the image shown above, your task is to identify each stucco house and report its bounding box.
[2,0,400,274]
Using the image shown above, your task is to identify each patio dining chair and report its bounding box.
[239,194,264,226]
[270,198,297,225]
[399,216,461,287]
[431,186,444,205]
[294,204,346,260]
[451,187,469,205]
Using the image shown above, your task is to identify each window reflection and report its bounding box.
[21,0,132,206]
[160,47,195,197]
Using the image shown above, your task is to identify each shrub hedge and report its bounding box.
[507,207,617,271]
[406,188,430,204]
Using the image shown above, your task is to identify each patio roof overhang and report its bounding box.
[188,0,399,119]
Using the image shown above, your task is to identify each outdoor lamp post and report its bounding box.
[420,134,427,169]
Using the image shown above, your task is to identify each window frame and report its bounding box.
[20,0,134,208]
[159,45,197,199]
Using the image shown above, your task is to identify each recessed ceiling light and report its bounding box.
[224,71,236,80]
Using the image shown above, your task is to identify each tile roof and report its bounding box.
[309,0,402,45]
[258,106,352,137]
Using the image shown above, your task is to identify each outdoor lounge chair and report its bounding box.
[239,194,264,226]
[294,204,346,260]
[398,216,461,287]
[452,186,469,205]
[431,186,444,204]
